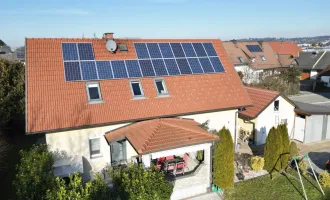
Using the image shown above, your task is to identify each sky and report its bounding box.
[1,0,329,48]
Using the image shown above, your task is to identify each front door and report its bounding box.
[110,140,126,164]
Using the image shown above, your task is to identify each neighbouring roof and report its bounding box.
[294,101,330,115]
[313,52,330,70]
[239,87,282,118]
[278,54,297,67]
[297,51,326,70]
[104,118,218,154]
[26,37,252,133]
[268,41,302,57]
[0,45,12,54]
[223,41,282,70]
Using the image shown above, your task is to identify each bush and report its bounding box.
[264,127,282,174]
[109,164,173,200]
[319,171,330,188]
[277,124,290,169]
[289,141,299,160]
[298,160,308,175]
[213,127,234,189]
[197,150,204,161]
[13,144,54,200]
[250,156,265,171]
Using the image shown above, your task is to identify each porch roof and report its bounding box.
[104,118,218,155]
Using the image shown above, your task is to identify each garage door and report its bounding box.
[294,116,305,142]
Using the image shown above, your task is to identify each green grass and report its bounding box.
[225,169,330,200]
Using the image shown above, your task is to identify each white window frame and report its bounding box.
[274,100,279,111]
[153,78,169,97]
[86,82,103,103]
[118,43,128,52]
[129,80,145,99]
[260,55,266,62]
[89,136,102,159]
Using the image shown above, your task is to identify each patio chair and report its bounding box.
[174,162,185,176]
[165,155,174,160]
[183,153,189,170]
[166,163,176,174]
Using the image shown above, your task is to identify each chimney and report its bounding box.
[103,33,114,40]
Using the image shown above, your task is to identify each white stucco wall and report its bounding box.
[234,65,262,84]
[183,109,237,140]
[310,70,318,79]
[46,123,129,178]
[126,140,138,162]
[254,96,295,145]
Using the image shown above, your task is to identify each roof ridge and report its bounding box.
[244,86,279,94]
[139,119,163,153]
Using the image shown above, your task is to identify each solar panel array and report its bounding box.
[246,45,263,52]
[62,42,225,82]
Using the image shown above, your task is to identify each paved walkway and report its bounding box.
[187,192,222,200]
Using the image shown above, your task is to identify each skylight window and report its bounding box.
[260,55,266,62]
[119,44,128,52]
[154,78,168,96]
[86,82,102,103]
[129,80,144,98]
[238,57,245,63]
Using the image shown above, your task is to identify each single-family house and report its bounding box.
[223,41,282,83]
[293,101,330,143]
[25,33,252,199]
[297,51,330,81]
[238,87,295,146]
[268,41,302,57]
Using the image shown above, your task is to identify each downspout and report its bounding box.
[235,110,238,150]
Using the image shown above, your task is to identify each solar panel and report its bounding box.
[164,59,180,75]
[209,57,225,72]
[139,60,155,77]
[159,43,174,58]
[81,61,98,80]
[146,43,162,58]
[199,58,214,73]
[181,43,197,57]
[203,43,218,56]
[96,61,113,79]
[62,43,79,61]
[125,60,142,78]
[134,43,150,59]
[246,45,263,52]
[176,58,192,74]
[187,58,203,74]
[64,62,81,81]
[111,60,128,78]
[152,59,168,76]
[77,43,95,60]
[170,43,185,58]
[192,43,207,57]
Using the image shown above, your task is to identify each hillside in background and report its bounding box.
[230,35,330,45]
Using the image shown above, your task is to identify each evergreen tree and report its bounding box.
[213,127,234,189]
[278,124,290,169]
[289,141,299,160]
[264,127,281,174]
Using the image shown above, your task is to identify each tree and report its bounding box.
[0,39,6,46]
[312,42,317,47]
[277,124,290,170]
[213,127,234,189]
[0,58,25,123]
[13,144,54,200]
[289,141,299,160]
[109,164,173,200]
[0,135,9,171]
[264,127,282,175]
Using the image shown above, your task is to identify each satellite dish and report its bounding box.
[106,40,117,52]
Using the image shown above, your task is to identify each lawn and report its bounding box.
[225,169,330,200]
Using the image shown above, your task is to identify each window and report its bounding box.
[238,56,245,63]
[119,43,128,52]
[86,82,102,103]
[154,78,168,96]
[89,137,101,158]
[281,119,288,125]
[260,55,266,61]
[274,100,279,111]
[129,80,144,98]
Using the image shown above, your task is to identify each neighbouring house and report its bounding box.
[293,101,330,143]
[268,41,302,57]
[238,87,295,146]
[26,33,252,199]
[223,41,282,83]
[297,51,330,81]
[0,45,25,63]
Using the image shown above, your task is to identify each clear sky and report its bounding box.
[2,0,329,47]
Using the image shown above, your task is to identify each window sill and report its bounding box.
[131,96,147,100]
[90,154,103,159]
[156,94,170,98]
[88,100,104,104]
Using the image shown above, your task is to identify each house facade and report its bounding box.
[238,87,295,146]
[26,34,251,199]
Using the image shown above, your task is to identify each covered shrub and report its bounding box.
[250,156,264,171]
[289,141,299,160]
[298,160,308,175]
[319,171,330,188]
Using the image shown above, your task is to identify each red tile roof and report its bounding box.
[268,41,302,57]
[104,118,218,154]
[239,87,279,118]
[26,37,252,133]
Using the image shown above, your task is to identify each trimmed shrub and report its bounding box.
[278,124,290,169]
[298,160,308,175]
[289,141,299,160]
[213,127,235,189]
[264,127,282,174]
[319,171,330,188]
[250,156,265,171]
[197,150,204,162]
